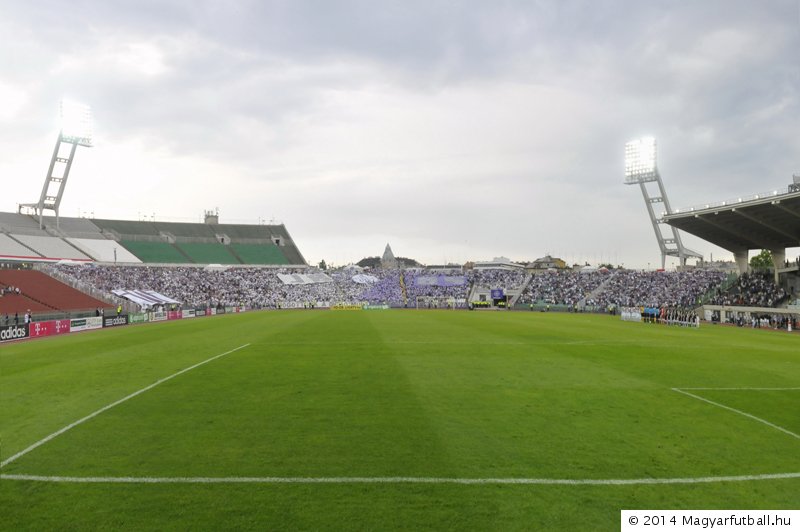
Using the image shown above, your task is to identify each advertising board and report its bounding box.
[103,315,129,328]
[29,319,71,338]
[70,317,103,332]
[0,324,29,342]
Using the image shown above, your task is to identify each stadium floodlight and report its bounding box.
[60,99,93,146]
[623,136,703,268]
[624,136,657,183]
[18,99,93,229]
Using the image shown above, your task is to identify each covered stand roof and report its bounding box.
[663,190,800,252]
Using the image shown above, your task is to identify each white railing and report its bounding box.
[671,188,789,215]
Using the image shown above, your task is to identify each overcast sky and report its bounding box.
[0,0,798,268]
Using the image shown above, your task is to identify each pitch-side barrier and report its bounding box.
[0,306,249,344]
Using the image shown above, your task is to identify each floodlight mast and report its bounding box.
[19,100,93,229]
[624,137,702,268]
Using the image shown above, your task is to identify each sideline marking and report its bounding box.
[671,388,800,440]
[0,343,251,469]
[2,472,800,485]
[678,387,800,391]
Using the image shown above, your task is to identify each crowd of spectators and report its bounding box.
[469,269,529,291]
[518,271,608,307]
[589,269,729,309]
[54,265,305,308]
[708,272,787,307]
[403,270,470,302]
[50,263,788,313]
[328,269,405,306]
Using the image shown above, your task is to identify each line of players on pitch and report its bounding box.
[620,306,700,327]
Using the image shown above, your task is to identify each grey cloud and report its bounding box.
[0,0,798,265]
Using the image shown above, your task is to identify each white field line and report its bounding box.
[2,472,800,485]
[0,343,251,469]
[671,388,800,440]
[678,387,800,391]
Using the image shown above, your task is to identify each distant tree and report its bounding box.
[318,259,327,270]
[357,257,381,269]
[749,249,773,270]
[357,256,420,268]
[396,256,422,267]
[598,263,614,269]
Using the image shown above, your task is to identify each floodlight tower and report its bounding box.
[624,137,702,269]
[20,99,93,229]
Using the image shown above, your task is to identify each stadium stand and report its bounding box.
[11,234,91,261]
[152,221,217,239]
[0,290,52,314]
[46,256,765,316]
[518,271,609,307]
[0,234,42,259]
[0,212,49,236]
[230,243,288,265]
[119,241,189,263]
[709,271,787,307]
[176,242,240,264]
[92,218,161,237]
[87,218,304,265]
[41,216,105,239]
[53,262,786,316]
[66,238,142,263]
[0,269,110,312]
[588,270,728,309]
[211,224,271,240]
[404,270,470,302]
[0,213,306,266]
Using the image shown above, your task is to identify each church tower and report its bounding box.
[381,243,398,269]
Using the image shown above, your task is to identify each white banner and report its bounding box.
[277,273,333,285]
[351,274,378,284]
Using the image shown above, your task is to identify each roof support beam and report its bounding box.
[692,214,772,250]
[731,209,799,244]
[775,203,800,220]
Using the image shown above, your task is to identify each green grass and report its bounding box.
[1,311,799,530]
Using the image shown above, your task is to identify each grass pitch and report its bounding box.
[1,310,799,530]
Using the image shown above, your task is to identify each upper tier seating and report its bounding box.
[92,219,161,236]
[177,242,241,264]
[67,238,142,263]
[0,234,41,259]
[0,213,307,266]
[119,241,188,263]
[0,213,48,236]
[12,234,91,260]
[153,221,217,239]
[41,216,105,239]
[230,243,288,265]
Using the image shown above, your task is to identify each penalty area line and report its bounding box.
[2,472,800,485]
[0,343,251,469]
[671,388,800,441]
